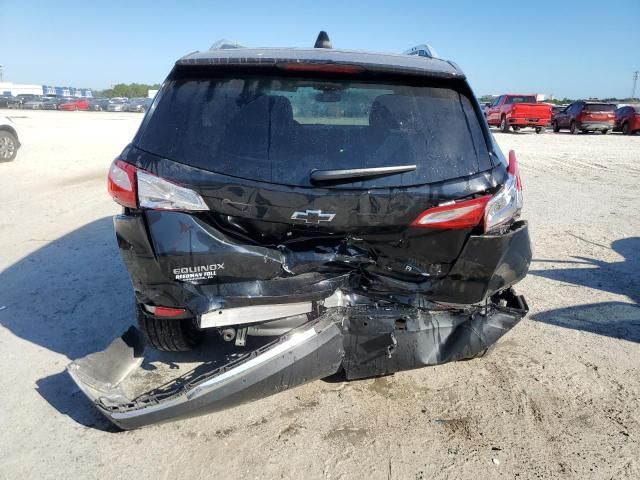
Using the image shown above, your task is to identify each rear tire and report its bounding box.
[535,127,544,134]
[500,115,509,133]
[552,120,560,132]
[0,131,19,162]
[601,129,609,135]
[570,121,579,134]
[136,306,204,352]
[622,122,630,135]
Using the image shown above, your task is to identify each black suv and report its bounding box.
[70,34,531,429]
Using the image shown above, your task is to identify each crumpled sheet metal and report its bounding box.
[116,208,530,314]
[68,289,527,430]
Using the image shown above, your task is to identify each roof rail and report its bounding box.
[403,44,439,59]
[209,39,245,50]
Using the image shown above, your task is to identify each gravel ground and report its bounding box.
[0,110,638,479]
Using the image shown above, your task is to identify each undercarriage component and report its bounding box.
[68,288,527,430]
[234,327,247,347]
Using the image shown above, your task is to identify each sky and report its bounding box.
[1,0,639,99]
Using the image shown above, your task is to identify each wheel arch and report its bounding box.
[0,125,20,147]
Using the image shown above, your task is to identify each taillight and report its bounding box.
[107,159,209,211]
[137,171,209,211]
[143,305,186,317]
[484,150,523,231]
[411,196,491,229]
[107,159,137,208]
[411,150,523,232]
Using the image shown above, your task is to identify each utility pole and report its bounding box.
[633,71,639,101]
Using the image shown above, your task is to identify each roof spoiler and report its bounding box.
[403,44,439,59]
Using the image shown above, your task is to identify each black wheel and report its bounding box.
[552,120,560,132]
[535,127,544,134]
[0,130,19,162]
[601,129,609,135]
[136,306,204,352]
[500,115,509,133]
[512,126,520,132]
[570,121,579,134]
[622,122,630,135]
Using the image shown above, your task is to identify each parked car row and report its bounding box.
[0,95,153,113]
[482,95,640,135]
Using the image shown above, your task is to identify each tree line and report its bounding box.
[94,83,161,98]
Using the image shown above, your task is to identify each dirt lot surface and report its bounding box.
[1,110,638,479]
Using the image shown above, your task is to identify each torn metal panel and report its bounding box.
[115,200,530,315]
[68,289,527,430]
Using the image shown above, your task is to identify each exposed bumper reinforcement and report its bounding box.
[68,289,527,430]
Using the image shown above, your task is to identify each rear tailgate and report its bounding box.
[511,103,551,122]
[123,148,508,302]
[122,66,524,309]
[582,104,616,123]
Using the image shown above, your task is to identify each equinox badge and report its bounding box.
[291,209,336,224]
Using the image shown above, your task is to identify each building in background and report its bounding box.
[0,82,93,97]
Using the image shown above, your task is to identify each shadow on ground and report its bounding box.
[0,217,131,358]
[0,217,261,430]
[530,237,640,342]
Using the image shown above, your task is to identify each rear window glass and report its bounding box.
[584,104,616,112]
[505,96,537,104]
[136,74,492,188]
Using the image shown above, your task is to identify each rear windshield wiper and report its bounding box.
[310,165,417,183]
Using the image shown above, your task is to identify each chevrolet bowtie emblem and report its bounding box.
[290,209,336,224]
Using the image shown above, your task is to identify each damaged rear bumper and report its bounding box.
[68,289,528,430]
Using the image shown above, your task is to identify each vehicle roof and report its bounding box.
[177,47,464,79]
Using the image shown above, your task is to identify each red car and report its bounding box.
[551,101,616,134]
[58,98,90,111]
[485,94,552,133]
[613,105,640,135]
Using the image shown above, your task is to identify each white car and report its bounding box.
[0,116,20,162]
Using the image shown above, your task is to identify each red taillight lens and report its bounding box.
[107,159,209,211]
[277,62,365,74]
[412,150,523,232]
[143,305,186,317]
[508,149,522,190]
[411,196,491,229]
[107,159,137,208]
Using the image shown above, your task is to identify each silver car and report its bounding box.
[106,100,127,112]
[125,98,152,112]
[22,97,47,109]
